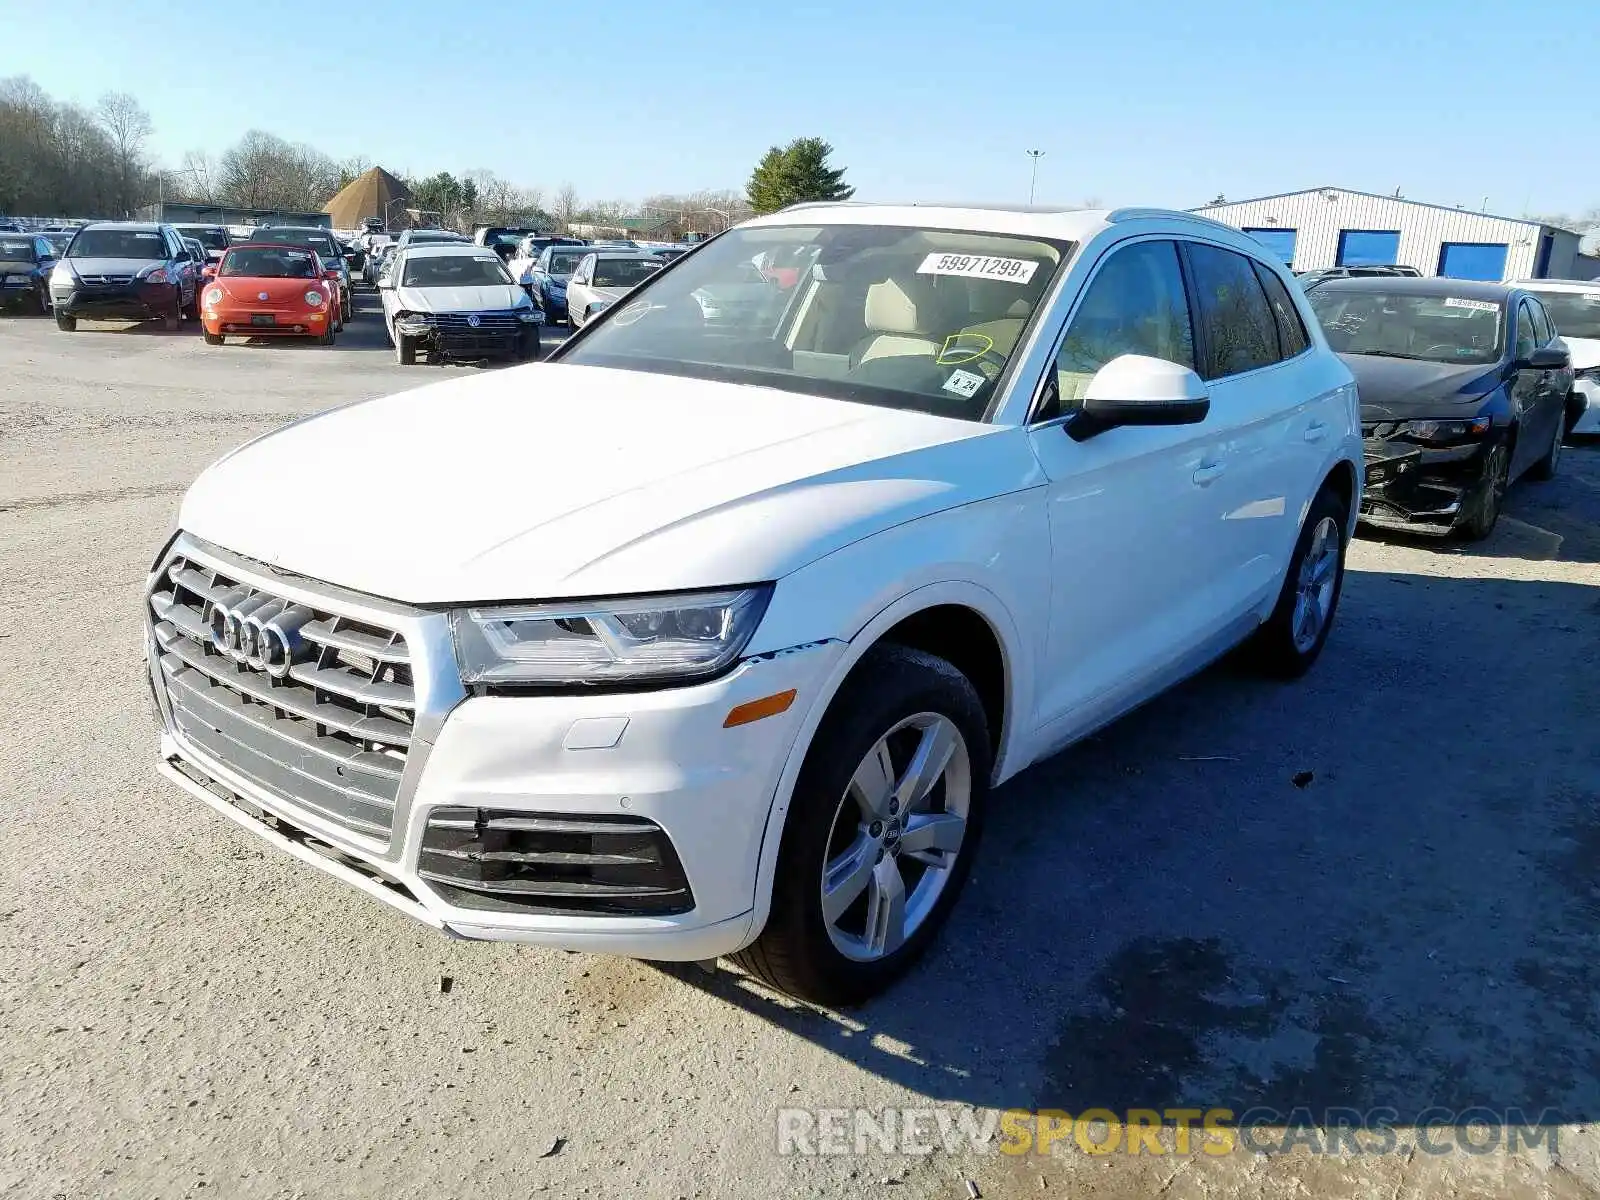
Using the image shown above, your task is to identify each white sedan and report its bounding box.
[565,251,664,328]
[377,243,544,364]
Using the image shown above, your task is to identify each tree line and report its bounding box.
[1,75,861,232]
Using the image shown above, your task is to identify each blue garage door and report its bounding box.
[1437,242,1509,281]
[1337,229,1401,266]
[1243,228,1297,265]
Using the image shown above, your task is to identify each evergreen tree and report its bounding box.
[747,137,855,215]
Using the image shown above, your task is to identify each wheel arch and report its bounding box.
[743,580,1029,944]
[1320,457,1359,537]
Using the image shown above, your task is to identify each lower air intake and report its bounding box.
[418,807,693,916]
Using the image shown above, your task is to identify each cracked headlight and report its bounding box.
[450,587,771,686]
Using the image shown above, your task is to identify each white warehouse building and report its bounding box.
[1192,186,1597,282]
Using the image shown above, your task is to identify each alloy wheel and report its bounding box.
[1291,515,1342,653]
[820,713,971,962]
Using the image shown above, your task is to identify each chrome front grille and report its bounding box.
[431,311,522,332]
[148,551,416,843]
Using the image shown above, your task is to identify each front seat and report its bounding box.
[851,275,965,367]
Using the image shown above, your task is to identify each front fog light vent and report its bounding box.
[418,807,692,915]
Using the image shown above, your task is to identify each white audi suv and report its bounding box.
[145,203,1360,1004]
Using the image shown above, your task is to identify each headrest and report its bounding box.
[864,276,963,336]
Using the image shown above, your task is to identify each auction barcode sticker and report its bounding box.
[917,253,1039,284]
[1443,298,1498,313]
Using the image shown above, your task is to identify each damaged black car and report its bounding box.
[1308,277,1572,539]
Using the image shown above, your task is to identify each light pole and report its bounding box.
[1026,150,1045,205]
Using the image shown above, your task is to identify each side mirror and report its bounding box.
[201,264,217,280]
[1065,355,1211,442]
[377,278,393,290]
[1523,345,1570,371]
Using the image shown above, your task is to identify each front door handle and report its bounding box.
[1303,421,1328,444]
[1192,462,1226,486]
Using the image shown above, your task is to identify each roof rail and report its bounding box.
[1107,207,1235,231]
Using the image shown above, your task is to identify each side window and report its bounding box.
[1251,260,1310,357]
[1514,302,1537,361]
[1046,239,1195,417]
[1529,298,1553,345]
[1184,243,1282,378]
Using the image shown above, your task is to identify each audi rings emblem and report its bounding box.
[207,590,314,678]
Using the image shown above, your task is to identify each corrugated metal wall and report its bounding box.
[1192,189,1546,279]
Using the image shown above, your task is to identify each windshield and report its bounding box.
[546,250,585,274]
[560,224,1070,420]
[68,228,167,259]
[490,231,527,247]
[41,233,71,254]
[177,227,229,251]
[401,254,513,287]
[1529,290,1600,341]
[250,228,339,259]
[592,258,663,288]
[222,247,319,278]
[0,237,35,260]
[1309,289,1505,365]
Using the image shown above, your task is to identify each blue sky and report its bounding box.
[5,0,1598,217]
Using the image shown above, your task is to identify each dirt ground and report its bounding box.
[3,299,1599,1199]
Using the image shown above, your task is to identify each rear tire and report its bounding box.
[55,312,76,332]
[1528,414,1563,481]
[731,643,991,1006]
[1247,483,1349,679]
[396,333,416,365]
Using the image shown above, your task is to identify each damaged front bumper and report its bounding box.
[1358,437,1489,534]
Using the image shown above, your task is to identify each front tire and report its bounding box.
[203,330,223,346]
[732,644,991,1006]
[516,327,541,361]
[1458,439,1510,540]
[395,333,416,365]
[55,312,76,332]
[1247,483,1349,678]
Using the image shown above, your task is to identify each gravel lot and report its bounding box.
[4,297,1600,1199]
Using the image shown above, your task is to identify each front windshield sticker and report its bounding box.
[917,252,1039,284]
[1443,298,1498,313]
[942,369,985,398]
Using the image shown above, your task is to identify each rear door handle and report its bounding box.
[1192,463,1226,486]
[1303,421,1328,443]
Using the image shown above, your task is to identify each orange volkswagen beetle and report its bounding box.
[199,243,338,345]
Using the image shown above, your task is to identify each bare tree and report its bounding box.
[552,183,579,233]
[177,150,221,203]
[96,91,153,214]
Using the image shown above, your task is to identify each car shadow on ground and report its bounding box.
[663,533,1600,1138]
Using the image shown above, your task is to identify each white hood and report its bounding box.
[1564,335,1600,370]
[397,282,527,313]
[178,364,1031,604]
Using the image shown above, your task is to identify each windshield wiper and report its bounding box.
[1356,350,1428,360]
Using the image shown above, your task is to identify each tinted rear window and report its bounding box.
[1184,243,1282,377]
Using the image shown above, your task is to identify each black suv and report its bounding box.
[49,222,199,331]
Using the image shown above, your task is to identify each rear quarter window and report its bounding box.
[1183,243,1283,378]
